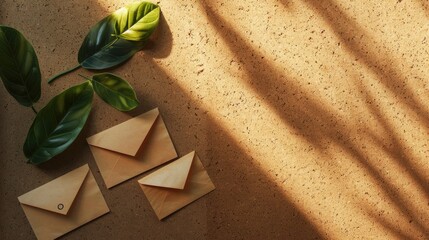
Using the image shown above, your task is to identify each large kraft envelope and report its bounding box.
[18,164,110,240]
[86,108,178,188]
[138,151,215,220]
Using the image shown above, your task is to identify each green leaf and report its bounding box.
[24,81,94,165]
[90,73,139,111]
[78,1,160,70]
[79,39,145,70]
[114,2,160,41]
[0,26,41,107]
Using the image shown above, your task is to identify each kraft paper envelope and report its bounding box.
[86,108,177,188]
[138,151,215,220]
[18,164,109,240]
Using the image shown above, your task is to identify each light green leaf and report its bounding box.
[0,26,41,107]
[90,73,139,111]
[115,3,160,41]
[24,81,94,165]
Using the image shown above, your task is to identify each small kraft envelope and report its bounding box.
[86,108,178,188]
[18,164,109,240]
[138,151,215,220]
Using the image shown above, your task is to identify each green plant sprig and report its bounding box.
[0,19,144,165]
[0,1,160,165]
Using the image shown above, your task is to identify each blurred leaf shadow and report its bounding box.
[301,0,429,236]
[301,0,429,127]
[201,0,429,238]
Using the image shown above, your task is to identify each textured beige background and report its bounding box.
[1,0,429,239]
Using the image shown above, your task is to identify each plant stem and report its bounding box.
[48,64,81,84]
[31,105,38,114]
[78,74,92,81]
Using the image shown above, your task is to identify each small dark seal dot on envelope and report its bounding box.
[57,204,64,210]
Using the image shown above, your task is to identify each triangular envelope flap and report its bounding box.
[18,164,89,215]
[138,151,195,190]
[86,108,160,156]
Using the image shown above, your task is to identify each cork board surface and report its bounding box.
[1,0,428,239]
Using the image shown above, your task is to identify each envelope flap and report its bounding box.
[18,164,89,215]
[138,151,195,190]
[86,108,160,156]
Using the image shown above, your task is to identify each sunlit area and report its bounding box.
[1,0,428,239]
[144,0,429,238]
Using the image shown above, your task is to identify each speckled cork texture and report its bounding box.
[1,0,428,239]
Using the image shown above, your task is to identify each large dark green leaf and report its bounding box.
[78,1,160,70]
[0,26,41,107]
[90,73,139,111]
[24,81,94,165]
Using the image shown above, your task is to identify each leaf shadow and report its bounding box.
[200,0,429,238]
[299,0,429,237]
